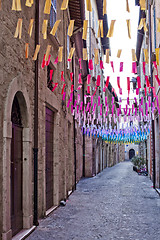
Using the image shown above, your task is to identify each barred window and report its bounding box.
[50,0,57,28]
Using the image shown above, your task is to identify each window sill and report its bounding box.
[47,27,60,49]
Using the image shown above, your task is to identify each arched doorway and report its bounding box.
[129,149,135,160]
[11,95,23,236]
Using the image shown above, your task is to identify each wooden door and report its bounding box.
[46,107,54,210]
[11,124,23,236]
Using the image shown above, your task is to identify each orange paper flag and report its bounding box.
[155,48,160,66]
[44,0,51,14]
[12,0,22,11]
[50,20,61,36]
[58,46,63,62]
[126,0,130,12]
[86,0,92,12]
[83,48,88,60]
[45,45,52,61]
[106,49,110,63]
[131,49,137,62]
[28,19,34,37]
[61,0,69,10]
[26,0,34,7]
[126,19,131,39]
[94,49,99,65]
[98,20,103,38]
[82,20,88,40]
[157,18,160,32]
[103,0,107,15]
[68,20,75,37]
[25,43,29,59]
[32,45,40,60]
[143,49,149,64]
[140,0,146,10]
[117,49,122,58]
[42,20,48,39]
[14,18,23,39]
[107,20,116,38]
[68,48,75,61]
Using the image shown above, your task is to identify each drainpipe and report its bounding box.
[148,1,156,188]
[33,0,39,226]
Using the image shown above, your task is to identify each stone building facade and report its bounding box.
[0,1,125,239]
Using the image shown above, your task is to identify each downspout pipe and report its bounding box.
[33,0,39,226]
[148,1,156,189]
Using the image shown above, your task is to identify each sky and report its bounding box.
[104,0,139,102]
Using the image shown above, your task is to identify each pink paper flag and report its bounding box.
[155,75,160,85]
[41,54,46,69]
[137,76,141,89]
[143,62,145,75]
[61,84,66,95]
[117,77,121,88]
[149,96,151,107]
[136,88,139,95]
[127,97,129,105]
[54,56,58,64]
[70,72,73,82]
[100,60,104,69]
[62,92,66,101]
[46,55,51,66]
[119,88,122,95]
[132,62,137,73]
[110,61,114,72]
[93,86,97,96]
[87,74,91,84]
[105,97,107,106]
[80,102,83,110]
[61,71,65,81]
[78,73,82,84]
[89,59,93,70]
[71,84,74,93]
[96,75,101,86]
[87,86,90,94]
[50,69,53,80]
[152,87,156,98]
[141,96,143,105]
[120,62,123,72]
[145,76,150,87]
[79,58,82,69]
[127,77,130,91]
[52,83,58,92]
[67,99,70,108]
[105,76,110,88]
[91,96,93,106]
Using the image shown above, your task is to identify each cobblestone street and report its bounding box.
[27,161,160,240]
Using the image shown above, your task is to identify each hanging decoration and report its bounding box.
[107,20,116,38]
[50,20,61,36]
[61,0,69,10]
[14,18,23,39]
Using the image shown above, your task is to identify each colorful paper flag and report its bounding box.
[44,0,51,14]
[140,0,146,10]
[14,18,23,39]
[98,20,103,38]
[25,0,34,7]
[126,19,131,39]
[25,43,29,59]
[42,20,48,39]
[117,49,122,58]
[68,20,75,36]
[107,20,116,38]
[83,48,88,60]
[94,49,99,65]
[132,49,137,62]
[157,18,160,32]
[155,48,159,65]
[28,19,34,37]
[143,48,149,64]
[32,45,40,60]
[50,20,61,36]
[68,48,75,61]
[45,45,51,61]
[86,0,92,12]
[103,0,107,15]
[106,49,110,63]
[12,0,22,11]
[58,46,63,62]
[61,0,69,10]
[126,0,130,12]
[82,20,88,40]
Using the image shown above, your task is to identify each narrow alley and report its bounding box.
[27,161,160,240]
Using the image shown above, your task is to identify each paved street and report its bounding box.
[27,161,160,240]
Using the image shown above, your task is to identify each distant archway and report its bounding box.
[129,149,135,159]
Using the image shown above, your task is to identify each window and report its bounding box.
[50,0,57,28]
[47,66,54,91]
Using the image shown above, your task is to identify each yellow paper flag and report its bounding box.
[103,0,107,15]
[138,18,143,30]
[143,48,149,64]
[32,45,40,60]
[14,18,23,39]
[94,49,99,65]
[45,45,52,61]
[131,49,137,62]
[61,0,69,10]
[157,18,160,32]
[26,0,34,7]
[106,49,110,63]
[117,49,122,58]
[12,0,22,11]
[140,0,146,10]
[83,48,88,60]
[58,47,63,62]
[50,20,61,36]
[28,19,34,37]
[68,20,75,37]
[44,0,51,14]
[98,20,103,38]
[107,20,116,38]
[86,0,92,12]
[68,48,75,61]
[155,48,160,66]
[25,43,29,59]
[82,20,88,40]
[126,19,131,39]
[42,20,48,39]
[126,0,130,12]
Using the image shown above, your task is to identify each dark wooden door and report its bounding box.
[46,107,54,210]
[11,124,23,236]
[129,149,135,159]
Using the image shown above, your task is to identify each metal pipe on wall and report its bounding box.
[148,0,156,189]
[33,0,39,226]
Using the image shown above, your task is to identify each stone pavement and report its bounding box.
[27,161,160,240]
